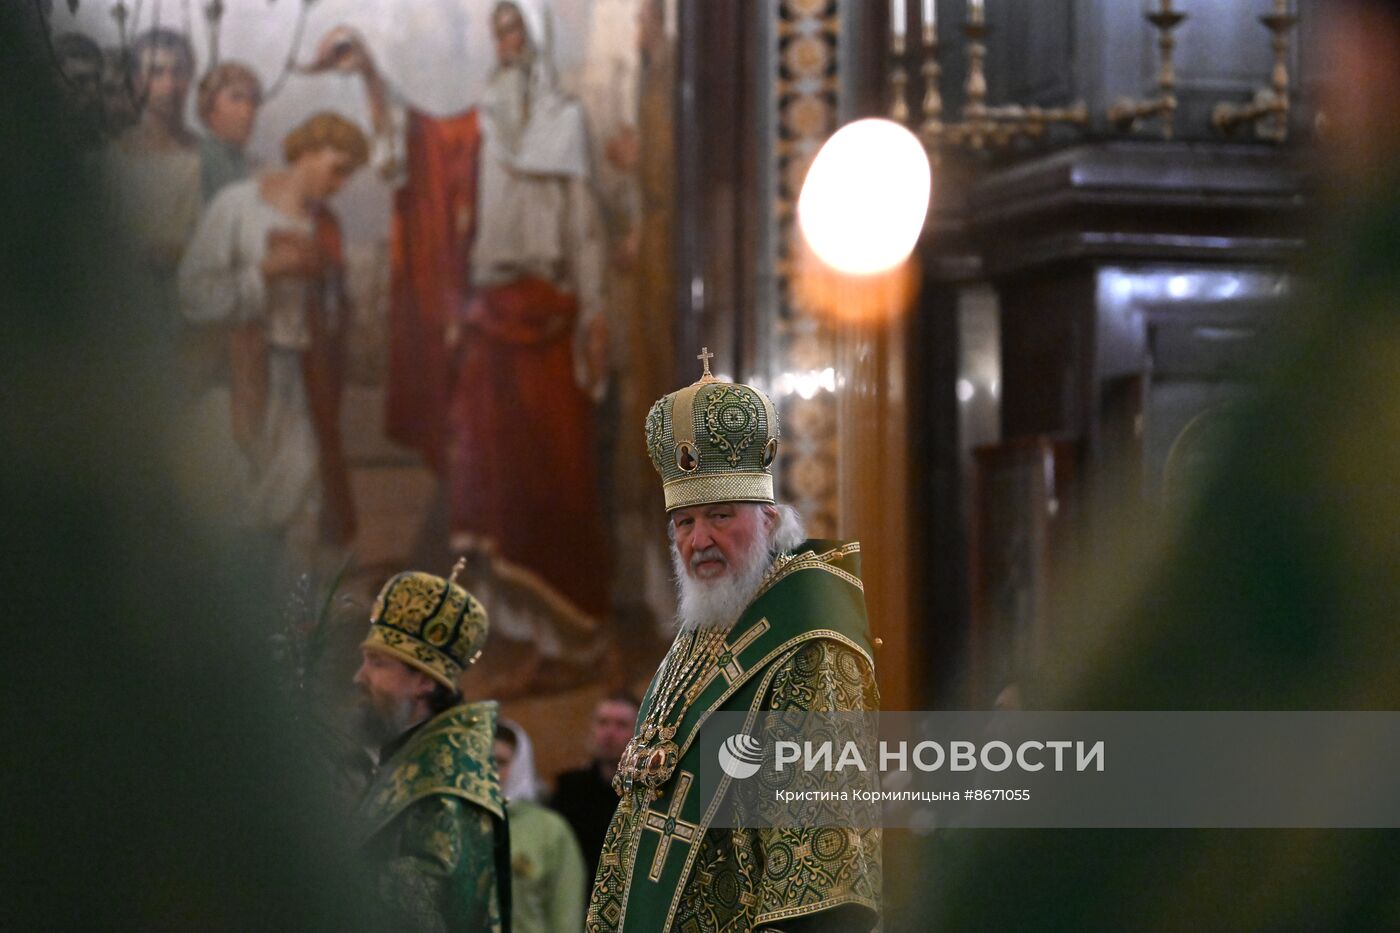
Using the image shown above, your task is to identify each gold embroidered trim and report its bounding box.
[673,629,873,769]
[657,642,808,932]
[671,383,701,451]
[361,625,461,690]
[753,542,864,602]
[662,471,775,511]
[754,891,881,925]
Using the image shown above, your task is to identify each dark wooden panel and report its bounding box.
[997,267,1097,440]
[991,0,1076,105]
[968,435,1079,707]
[909,272,968,708]
[676,0,763,376]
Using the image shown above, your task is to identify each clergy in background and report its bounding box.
[354,565,509,933]
[586,354,883,932]
[309,2,611,681]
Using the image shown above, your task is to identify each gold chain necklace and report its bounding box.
[613,551,797,798]
[617,626,728,796]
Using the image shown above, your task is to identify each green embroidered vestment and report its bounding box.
[358,701,509,933]
[587,541,883,932]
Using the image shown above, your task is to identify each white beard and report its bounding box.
[670,531,774,633]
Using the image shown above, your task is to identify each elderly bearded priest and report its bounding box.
[586,354,881,932]
[353,564,510,932]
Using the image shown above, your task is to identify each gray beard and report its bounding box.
[670,532,775,633]
[355,693,419,749]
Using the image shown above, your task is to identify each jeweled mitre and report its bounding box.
[645,351,781,511]
[362,570,489,690]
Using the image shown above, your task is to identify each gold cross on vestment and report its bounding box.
[643,771,700,882]
[697,347,714,378]
[686,619,771,704]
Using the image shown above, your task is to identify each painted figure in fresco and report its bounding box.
[586,356,883,932]
[105,29,202,320]
[100,45,139,136]
[311,0,611,692]
[494,720,588,933]
[177,112,364,551]
[196,60,264,203]
[353,566,509,933]
[52,32,106,147]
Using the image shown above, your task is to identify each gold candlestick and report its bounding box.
[912,2,1089,154]
[919,15,945,155]
[890,30,910,124]
[1108,0,1188,139]
[1213,0,1298,143]
[957,10,989,146]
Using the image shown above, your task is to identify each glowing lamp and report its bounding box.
[797,118,931,276]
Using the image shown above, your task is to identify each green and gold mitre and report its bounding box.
[645,348,780,511]
[362,561,488,690]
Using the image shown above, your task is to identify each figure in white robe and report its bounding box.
[177,177,322,537]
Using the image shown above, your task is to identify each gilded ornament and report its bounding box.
[784,96,832,137]
[645,398,670,472]
[705,386,761,467]
[783,35,831,77]
[787,0,831,17]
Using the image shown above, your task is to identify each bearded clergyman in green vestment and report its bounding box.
[586,352,882,932]
[353,564,511,932]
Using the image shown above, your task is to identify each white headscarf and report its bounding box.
[481,0,591,179]
[498,716,543,803]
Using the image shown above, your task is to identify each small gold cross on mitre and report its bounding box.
[697,346,716,382]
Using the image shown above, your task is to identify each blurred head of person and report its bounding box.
[1319,0,1400,188]
[198,61,262,151]
[993,682,1024,712]
[493,719,546,803]
[129,28,194,126]
[590,692,639,767]
[493,725,518,788]
[281,112,368,203]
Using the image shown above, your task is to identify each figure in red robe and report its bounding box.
[312,2,613,690]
